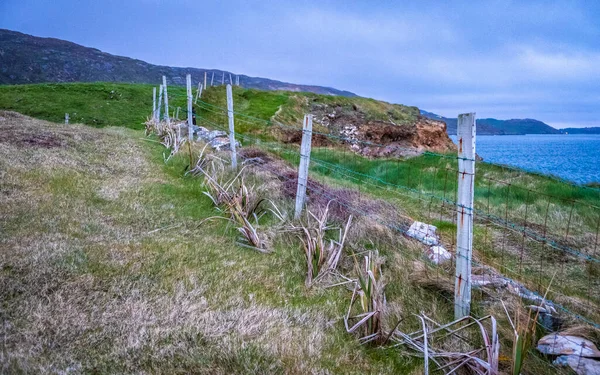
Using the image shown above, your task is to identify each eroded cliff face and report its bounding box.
[309,105,456,158]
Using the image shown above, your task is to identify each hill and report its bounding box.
[420,110,560,135]
[0,82,454,156]
[0,28,356,96]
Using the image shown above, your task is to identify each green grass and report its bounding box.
[0,82,186,129]
[2,110,445,374]
[1,82,598,373]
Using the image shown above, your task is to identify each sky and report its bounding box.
[1,0,599,128]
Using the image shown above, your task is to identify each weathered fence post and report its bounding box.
[157,85,163,122]
[221,72,225,85]
[236,75,239,86]
[175,107,180,120]
[186,74,194,140]
[204,71,207,92]
[226,84,237,169]
[162,76,170,126]
[294,114,313,219]
[211,72,214,86]
[454,112,476,319]
[65,113,69,124]
[229,73,233,85]
[152,87,157,120]
[195,83,203,104]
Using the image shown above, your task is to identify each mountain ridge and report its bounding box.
[0,28,356,97]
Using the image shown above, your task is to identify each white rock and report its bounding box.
[427,246,451,264]
[554,355,600,375]
[537,334,600,357]
[407,221,439,246]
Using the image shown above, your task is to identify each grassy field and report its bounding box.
[0,82,187,129]
[0,83,418,137]
[2,82,599,373]
[1,111,450,374]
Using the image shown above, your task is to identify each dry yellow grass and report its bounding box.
[1,111,575,374]
[0,111,428,374]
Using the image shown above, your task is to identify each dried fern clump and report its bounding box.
[199,166,282,253]
[344,250,386,345]
[298,201,352,287]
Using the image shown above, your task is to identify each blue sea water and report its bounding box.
[449,134,600,184]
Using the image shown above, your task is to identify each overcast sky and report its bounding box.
[1,0,599,128]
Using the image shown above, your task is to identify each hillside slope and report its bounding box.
[0,28,355,96]
[421,110,560,135]
[0,82,455,155]
[0,110,432,373]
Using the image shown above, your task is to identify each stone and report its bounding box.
[553,355,600,375]
[471,274,509,288]
[197,129,227,142]
[209,137,240,152]
[427,245,451,264]
[537,334,600,358]
[407,221,439,246]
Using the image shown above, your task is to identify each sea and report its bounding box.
[449,134,600,185]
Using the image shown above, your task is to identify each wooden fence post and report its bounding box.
[162,76,170,126]
[294,114,313,219]
[187,74,194,140]
[226,84,237,169]
[65,113,69,124]
[236,75,239,86]
[229,73,233,85]
[157,84,163,122]
[176,107,180,120]
[211,72,214,86]
[195,83,203,104]
[204,71,207,91]
[152,86,157,120]
[455,112,476,319]
[221,72,225,85]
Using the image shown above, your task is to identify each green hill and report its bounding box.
[0,82,422,137]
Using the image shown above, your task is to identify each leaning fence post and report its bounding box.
[221,72,225,85]
[226,84,237,169]
[195,83,203,104]
[65,113,69,124]
[162,76,170,126]
[186,74,194,140]
[211,72,214,86]
[294,114,313,219]
[454,112,476,319]
[152,86,157,120]
[204,71,207,92]
[157,84,163,122]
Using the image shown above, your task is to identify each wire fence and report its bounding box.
[156,83,599,373]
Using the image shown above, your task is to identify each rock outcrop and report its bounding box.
[310,103,455,157]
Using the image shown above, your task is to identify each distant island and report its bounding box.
[559,127,600,134]
[421,110,600,135]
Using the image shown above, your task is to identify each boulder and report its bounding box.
[553,355,600,375]
[427,245,451,264]
[407,221,439,246]
[197,129,227,142]
[209,137,240,152]
[471,274,509,288]
[537,334,600,357]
